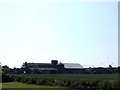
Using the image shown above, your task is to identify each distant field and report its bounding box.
[12,74,118,81]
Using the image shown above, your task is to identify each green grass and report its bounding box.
[12,74,118,81]
[2,82,66,88]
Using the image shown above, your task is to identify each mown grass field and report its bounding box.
[12,74,118,81]
[2,82,70,90]
[2,82,66,88]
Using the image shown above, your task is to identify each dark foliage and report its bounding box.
[2,74,14,82]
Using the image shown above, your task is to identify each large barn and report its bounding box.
[25,60,85,74]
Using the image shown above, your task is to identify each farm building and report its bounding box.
[23,60,85,74]
[22,60,118,74]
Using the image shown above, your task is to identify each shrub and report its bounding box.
[2,74,14,82]
[36,79,47,85]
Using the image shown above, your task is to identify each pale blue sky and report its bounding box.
[0,1,118,68]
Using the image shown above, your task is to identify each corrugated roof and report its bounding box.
[63,63,84,69]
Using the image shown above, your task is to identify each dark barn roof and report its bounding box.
[27,63,56,68]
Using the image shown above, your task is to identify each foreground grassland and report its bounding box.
[2,82,67,88]
[2,74,119,90]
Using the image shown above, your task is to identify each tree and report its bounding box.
[22,62,29,68]
[22,62,31,74]
[109,65,113,73]
[109,65,112,68]
[2,65,10,74]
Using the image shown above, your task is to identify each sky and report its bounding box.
[0,1,118,68]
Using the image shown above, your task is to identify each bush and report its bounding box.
[2,74,14,82]
[36,79,47,85]
[64,80,71,86]
[98,80,116,90]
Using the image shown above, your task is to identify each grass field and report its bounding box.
[12,74,118,81]
[2,82,68,89]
